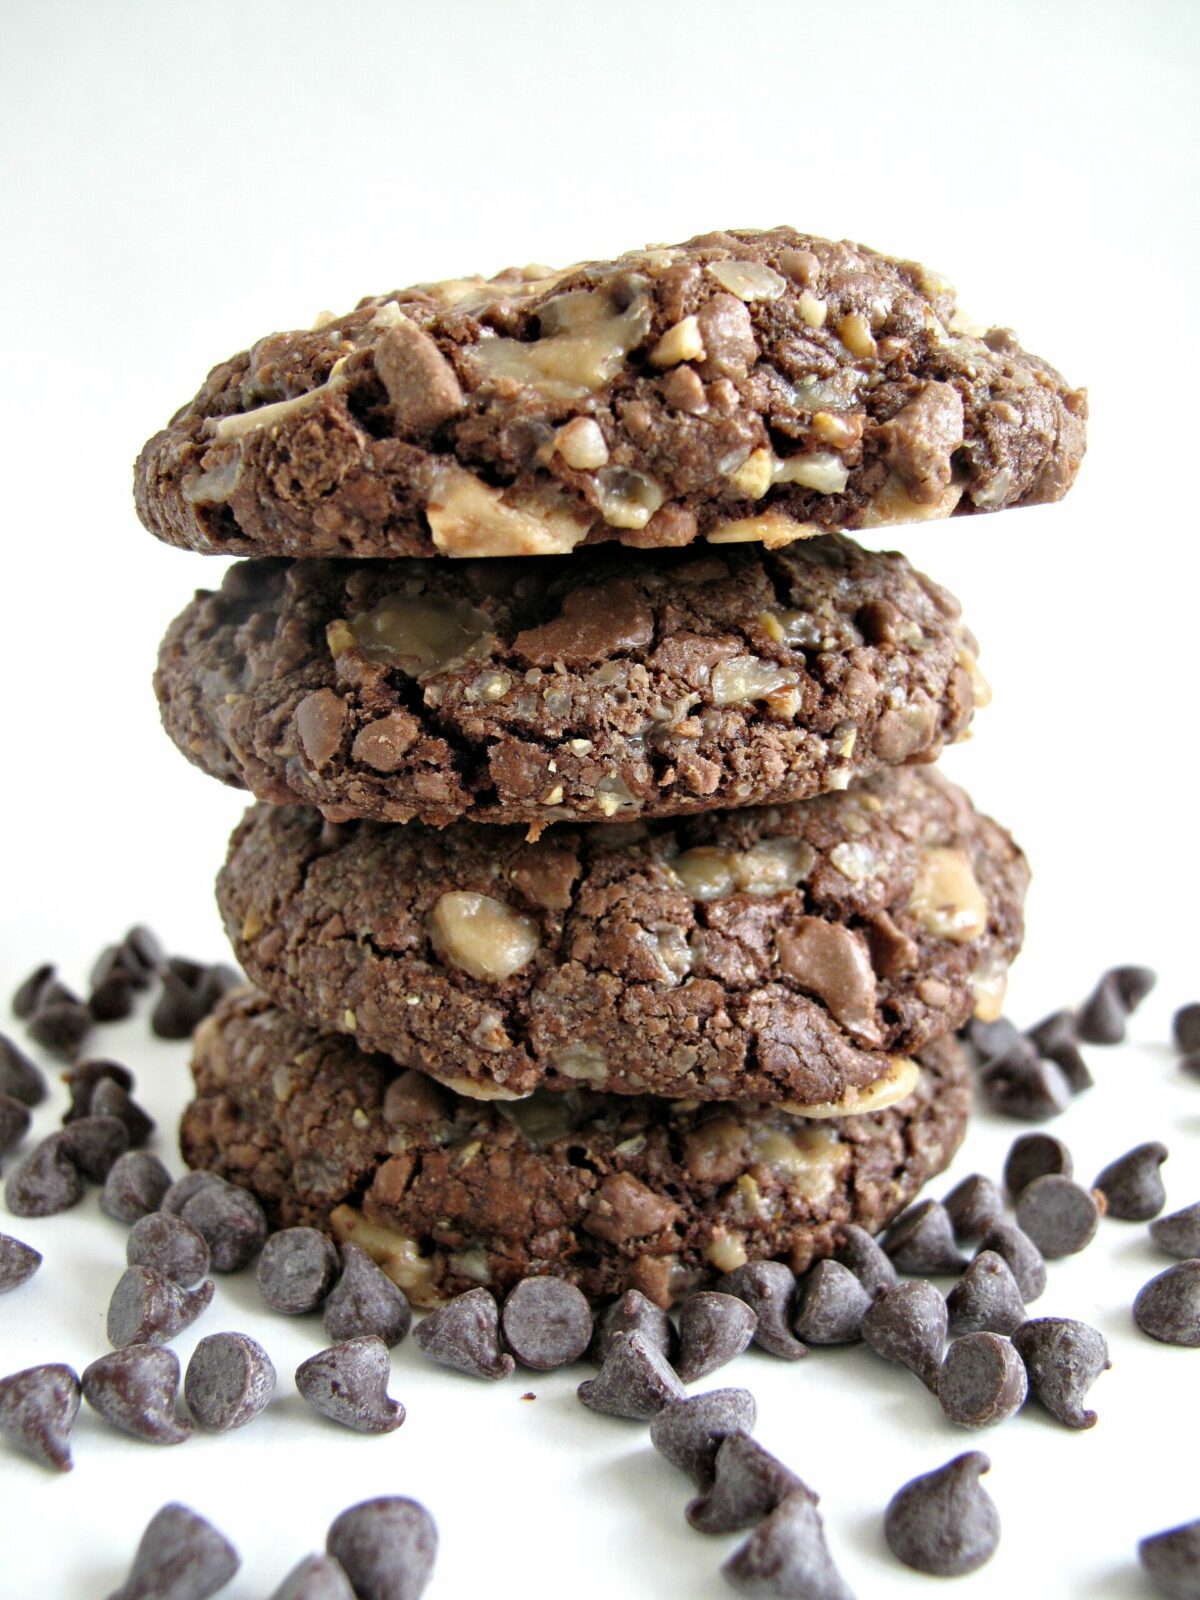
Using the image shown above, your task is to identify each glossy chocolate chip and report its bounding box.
[179,1179,267,1272]
[980,1045,1072,1121]
[4,1133,84,1217]
[59,1113,129,1181]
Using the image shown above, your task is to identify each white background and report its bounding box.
[1,1,1198,1594]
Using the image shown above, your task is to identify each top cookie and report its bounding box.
[134,227,1086,560]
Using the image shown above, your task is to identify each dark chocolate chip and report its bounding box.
[82,1345,192,1443]
[589,1287,676,1366]
[326,1497,438,1600]
[792,1260,871,1345]
[980,1045,1072,1121]
[413,1287,514,1380]
[1012,1317,1110,1429]
[89,1077,155,1146]
[11,964,55,1021]
[323,1242,412,1347]
[966,1016,1022,1060]
[1077,971,1128,1044]
[1094,1141,1169,1220]
[62,1059,134,1122]
[59,1113,130,1181]
[882,1199,966,1274]
[942,1174,1004,1243]
[270,1554,356,1600]
[107,1502,239,1600]
[179,1179,267,1271]
[1014,1174,1101,1258]
[884,1452,999,1576]
[946,1252,1026,1337]
[1139,1520,1200,1600]
[1026,1009,1077,1057]
[87,947,138,1023]
[577,1330,683,1419]
[0,1363,79,1471]
[106,1265,214,1347]
[676,1291,757,1380]
[184,1332,276,1432]
[295,1336,405,1433]
[160,1169,224,1215]
[0,1091,31,1157]
[501,1276,592,1370]
[1003,1132,1073,1199]
[1134,1261,1200,1346]
[833,1223,898,1297]
[4,1133,84,1216]
[686,1432,814,1535]
[723,1491,854,1600]
[649,1387,757,1488]
[101,1151,173,1223]
[27,989,93,1062]
[976,1221,1047,1302]
[0,1232,41,1292]
[1174,1004,1200,1054]
[151,960,240,1041]
[1181,1050,1200,1080]
[121,926,166,985]
[256,1226,340,1315]
[1113,965,1156,1012]
[717,1260,806,1360]
[128,1212,211,1285]
[938,1332,1027,1427]
[861,1280,947,1391]
[1150,1203,1200,1259]
[0,1033,47,1105]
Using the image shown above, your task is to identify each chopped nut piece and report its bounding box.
[797,290,827,329]
[708,259,787,301]
[213,359,348,442]
[427,892,540,981]
[469,286,652,397]
[346,594,494,675]
[594,466,665,530]
[649,316,706,367]
[810,410,860,447]
[861,472,964,528]
[551,1042,608,1082]
[554,416,609,470]
[907,848,988,942]
[726,448,775,499]
[781,1057,921,1118]
[837,313,877,359]
[773,451,849,495]
[426,465,588,557]
[710,656,799,706]
[329,1208,437,1305]
[706,511,821,548]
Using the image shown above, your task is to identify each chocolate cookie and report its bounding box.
[135,227,1085,561]
[182,989,972,1307]
[216,768,1026,1107]
[156,535,981,828]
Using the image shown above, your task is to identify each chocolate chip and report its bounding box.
[107,1265,214,1347]
[107,1503,239,1600]
[179,1179,268,1271]
[589,1287,676,1366]
[717,1260,806,1360]
[326,1497,438,1600]
[1094,1140,1169,1220]
[0,1091,31,1157]
[942,1174,1004,1243]
[1174,1004,1200,1054]
[861,1280,947,1391]
[1134,1261,1200,1346]
[966,1015,1022,1059]
[938,1332,1027,1428]
[1113,965,1157,1011]
[1077,971,1129,1044]
[82,1345,192,1443]
[501,1276,592,1370]
[792,1260,871,1345]
[413,1287,514,1380]
[1012,1317,1110,1429]
[723,1491,854,1600]
[270,1555,355,1600]
[0,1232,41,1292]
[1026,1008,1077,1056]
[0,1363,79,1471]
[90,1077,155,1146]
[0,1033,46,1105]
[686,1432,813,1535]
[128,1213,211,1285]
[946,1252,1026,1337]
[833,1222,898,1296]
[577,1331,684,1420]
[11,963,55,1020]
[184,1332,276,1432]
[59,1112,129,1181]
[4,1133,84,1216]
[256,1226,340,1315]
[884,1451,999,1576]
[151,959,240,1040]
[296,1336,405,1433]
[62,1058,134,1121]
[87,947,138,1023]
[160,1169,224,1215]
[1139,1520,1200,1600]
[649,1387,757,1488]
[980,1043,1072,1121]
[101,1151,173,1222]
[882,1199,966,1274]
[1150,1202,1200,1259]
[323,1242,412,1347]
[27,986,93,1061]
[1004,1132,1073,1199]
[676,1291,757,1380]
[1014,1174,1101,1258]
[976,1220,1047,1301]
[120,925,166,985]
[1181,1050,1200,1080]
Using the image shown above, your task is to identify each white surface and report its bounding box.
[1,0,1198,1594]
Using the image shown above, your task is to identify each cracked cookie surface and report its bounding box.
[135,227,1085,561]
[156,535,980,828]
[216,767,1026,1107]
[183,989,971,1307]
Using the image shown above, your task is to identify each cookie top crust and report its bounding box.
[184,989,971,1307]
[135,227,1086,560]
[156,535,980,829]
[216,767,1027,1108]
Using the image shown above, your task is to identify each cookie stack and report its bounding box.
[135,228,1083,1309]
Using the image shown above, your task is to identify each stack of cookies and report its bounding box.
[135,228,1083,1310]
